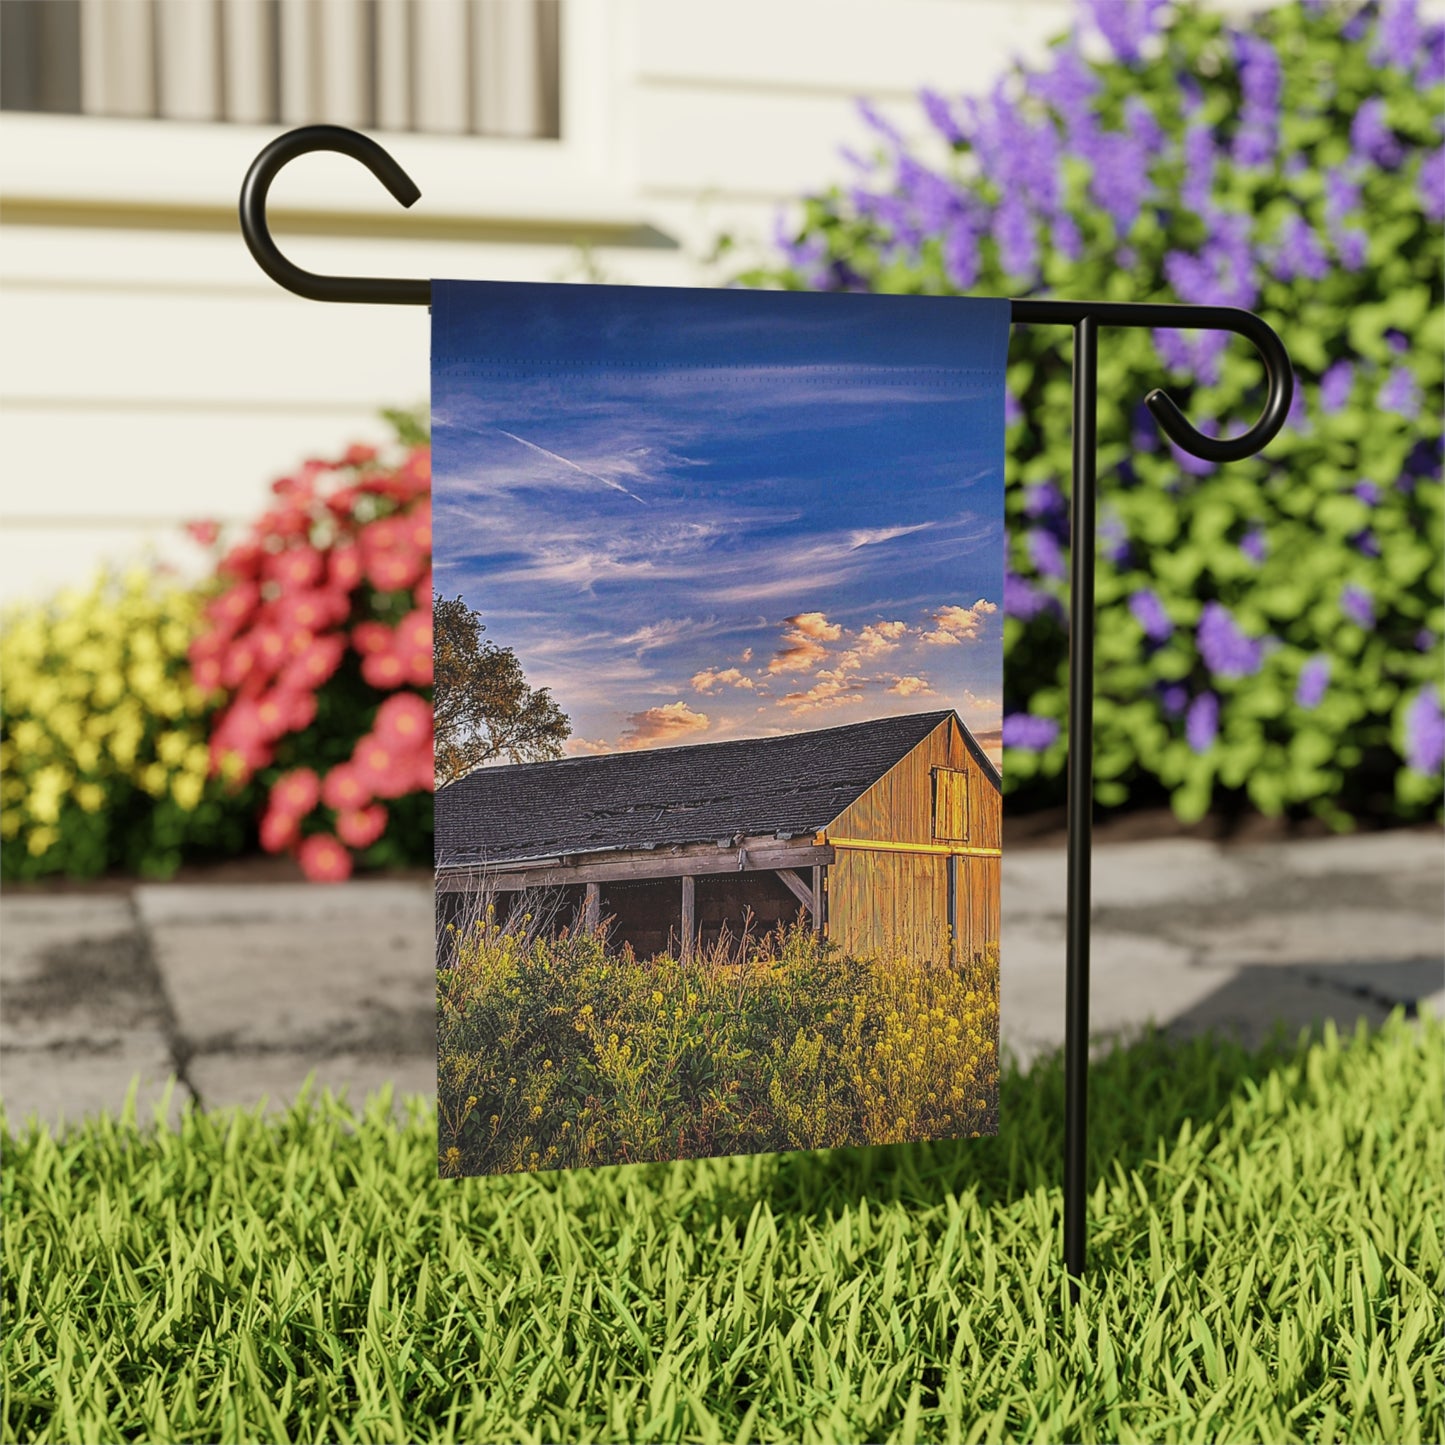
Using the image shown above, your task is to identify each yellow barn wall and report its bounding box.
[824,716,1001,963]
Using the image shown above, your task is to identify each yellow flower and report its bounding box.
[93,672,124,708]
[128,661,165,700]
[10,720,43,753]
[140,762,169,797]
[171,773,203,811]
[27,825,58,856]
[75,782,105,813]
[157,731,190,766]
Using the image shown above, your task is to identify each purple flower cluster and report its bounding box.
[1320,360,1356,414]
[1341,584,1375,630]
[1296,655,1331,709]
[1023,479,1066,525]
[1417,144,1444,222]
[1232,32,1282,168]
[1085,0,1169,65]
[1270,213,1331,283]
[1159,683,1188,718]
[1403,687,1445,775]
[1002,712,1061,752]
[1379,366,1422,420]
[1240,527,1268,564]
[1004,569,1058,623]
[1198,601,1266,678]
[1186,692,1220,752]
[1130,588,1173,643]
[1374,0,1424,72]
[1028,527,1067,581]
[1323,165,1368,269]
[1350,98,1403,170]
[1100,512,1130,565]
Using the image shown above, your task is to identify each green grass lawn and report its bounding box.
[4,1010,1441,1444]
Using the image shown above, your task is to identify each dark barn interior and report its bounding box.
[438,872,809,962]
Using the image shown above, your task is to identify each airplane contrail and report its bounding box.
[496,428,647,504]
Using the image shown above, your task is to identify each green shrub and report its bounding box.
[746,0,1445,828]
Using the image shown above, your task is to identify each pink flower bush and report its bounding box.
[189,438,433,881]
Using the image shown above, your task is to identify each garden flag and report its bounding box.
[431,280,1008,1178]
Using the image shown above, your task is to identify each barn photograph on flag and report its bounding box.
[432,280,1007,1178]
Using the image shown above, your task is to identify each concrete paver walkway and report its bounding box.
[2,828,1441,1131]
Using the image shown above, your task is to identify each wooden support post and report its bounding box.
[946,854,958,966]
[583,882,600,932]
[812,864,824,934]
[680,874,695,962]
[774,867,815,917]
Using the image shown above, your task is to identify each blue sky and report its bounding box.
[432,281,1008,764]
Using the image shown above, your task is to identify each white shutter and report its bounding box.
[222,0,278,125]
[475,0,545,139]
[412,0,471,135]
[156,0,223,122]
[80,0,154,118]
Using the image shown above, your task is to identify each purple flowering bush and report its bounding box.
[746,0,1444,828]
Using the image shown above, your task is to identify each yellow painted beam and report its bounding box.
[814,833,1002,858]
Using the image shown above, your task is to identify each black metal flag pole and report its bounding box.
[240,125,1294,1303]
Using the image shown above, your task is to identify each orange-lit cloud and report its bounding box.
[921,599,998,645]
[618,701,711,749]
[768,611,843,674]
[852,620,908,657]
[565,737,613,756]
[887,675,936,697]
[780,678,864,714]
[691,666,756,694]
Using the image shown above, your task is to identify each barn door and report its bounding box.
[932,767,969,844]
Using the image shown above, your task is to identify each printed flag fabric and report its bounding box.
[432,280,1008,1178]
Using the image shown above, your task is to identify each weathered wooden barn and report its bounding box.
[435,709,1001,965]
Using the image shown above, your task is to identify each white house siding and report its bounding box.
[2,0,1397,606]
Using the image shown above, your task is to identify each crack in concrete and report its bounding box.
[124,896,205,1111]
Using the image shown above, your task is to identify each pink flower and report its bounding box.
[279,633,345,692]
[361,651,407,690]
[374,691,430,747]
[298,833,353,882]
[277,589,348,634]
[270,767,321,817]
[186,519,221,547]
[336,803,387,849]
[322,762,370,811]
[259,807,300,853]
[218,543,263,580]
[330,545,364,591]
[353,733,411,799]
[352,621,394,656]
[207,582,260,632]
[366,547,424,591]
[267,547,324,590]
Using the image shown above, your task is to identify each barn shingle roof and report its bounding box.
[436,710,981,867]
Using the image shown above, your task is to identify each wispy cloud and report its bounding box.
[495,428,648,504]
[848,522,933,549]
